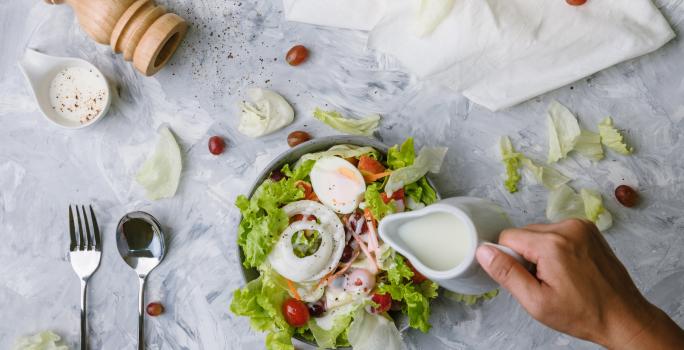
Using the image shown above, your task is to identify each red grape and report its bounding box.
[282,298,310,327]
[286,45,309,66]
[208,136,225,155]
[146,302,164,316]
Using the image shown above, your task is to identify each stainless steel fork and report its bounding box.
[68,205,102,350]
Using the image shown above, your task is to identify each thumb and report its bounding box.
[476,245,541,303]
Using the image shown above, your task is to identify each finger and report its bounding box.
[476,245,542,304]
[498,228,546,264]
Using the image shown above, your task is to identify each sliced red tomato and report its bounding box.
[282,298,310,327]
[381,188,405,204]
[406,259,428,284]
[370,293,392,314]
[358,155,386,175]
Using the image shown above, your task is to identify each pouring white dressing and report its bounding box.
[396,211,471,271]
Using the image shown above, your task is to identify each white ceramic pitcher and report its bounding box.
[379,197,530,295]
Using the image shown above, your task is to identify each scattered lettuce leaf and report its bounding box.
[547,101,581,163]
[313,108,381,136]
[414,0,456,37]
[365,183,395,220]
[230,268,294,350]
[348,310,406,350]
[500,136,523,193]
[378,255,437,333]
[520,158,570,191]
[580,189,613,231]
[238,88,294,138]
[546,185,612,231]
[385,147,447,196]
[291,229,321,258]
[135,127,182,200]
[443,289,500,306]
[574,129,604,161]
[296,144,379,167]
[14,331,68,350]
[236,173,309,267]
[598,117,634,155]
[387,138,416,170]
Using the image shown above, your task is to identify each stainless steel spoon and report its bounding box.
[116,212,165,350]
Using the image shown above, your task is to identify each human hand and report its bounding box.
[476,219,684,349]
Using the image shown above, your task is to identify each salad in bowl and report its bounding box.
[230,136,448,350]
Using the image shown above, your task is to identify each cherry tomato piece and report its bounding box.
[566,0,587,6]
[371,293,392,314]
[615,185,639,208]
[146,302,164,316]
[286,45,309,66]
[282,298,310,327]
[287,131,311,147]
[208,136,226,155]
[381,188,405,204]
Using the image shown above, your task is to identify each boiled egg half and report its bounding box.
[310,156,366,214]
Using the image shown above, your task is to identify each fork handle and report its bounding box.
[80,279,88,350]
[138,276,147,350]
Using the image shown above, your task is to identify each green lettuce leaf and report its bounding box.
[574,129,604,161]
[547,101,581,163]
[378,255,438,333]
[405,177,437,206]
[307,305,357,349]
[313,108,381,136]
[230,268,294,350]
[295,145,379,167]
[365,183,395,220]
[236,168,313,267]
[135,127,182,200]
[520,158,570,191]
[500,136,523,193]
[385,147,447,196]
[387,138,416,170]
[348,310,405,350]
[546,185,613,231]
[281,159,315,181]
[14,331,68,350]
[443,289,499,306]
[598,117,634,155]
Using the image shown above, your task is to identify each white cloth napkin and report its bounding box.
[283,0,675,111]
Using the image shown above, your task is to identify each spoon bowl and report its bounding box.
[116,211,165,350]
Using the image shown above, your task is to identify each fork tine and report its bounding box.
[69,205,77,250]
[90,205,102,251]
[82,205,92,249]
[76,206,85,250]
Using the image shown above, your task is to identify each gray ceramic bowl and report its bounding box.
[236,135,441,347]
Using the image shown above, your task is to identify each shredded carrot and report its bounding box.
[317,250,360,288]
[362,171,391,184]
[286,279,301,300]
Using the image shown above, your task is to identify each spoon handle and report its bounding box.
[138,276,146,350]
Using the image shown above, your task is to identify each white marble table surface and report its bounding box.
[1,1,683,349]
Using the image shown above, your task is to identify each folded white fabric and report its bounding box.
[282,0,390,31]
[284,0,675,111]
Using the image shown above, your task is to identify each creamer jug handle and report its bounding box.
[481,242,534,271]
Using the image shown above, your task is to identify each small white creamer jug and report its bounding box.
[379,197,531,295]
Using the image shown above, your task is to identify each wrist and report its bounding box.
[595,297,658,349]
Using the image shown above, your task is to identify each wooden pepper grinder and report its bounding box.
[46,0,188,76]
